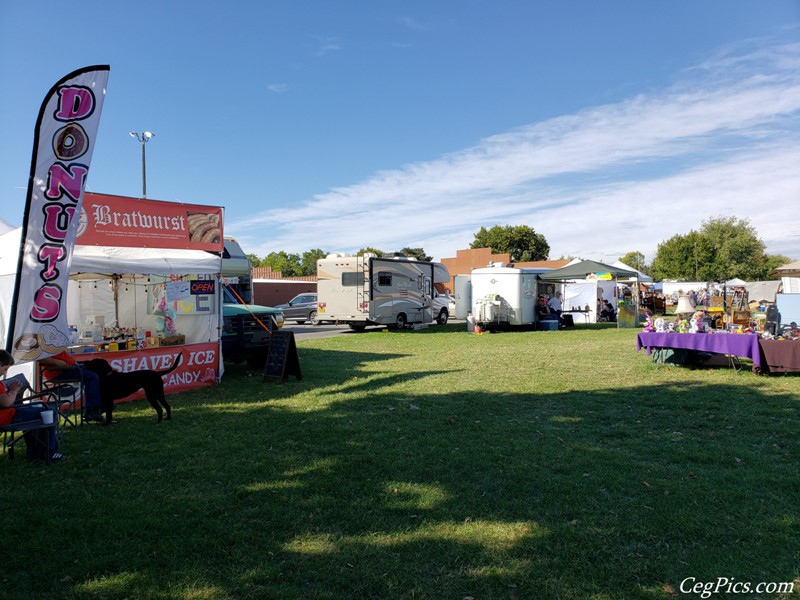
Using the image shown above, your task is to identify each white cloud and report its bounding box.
[230,37,800,263]
[313,36,342,56]
[268,83,289,93]
[397,16,426,31]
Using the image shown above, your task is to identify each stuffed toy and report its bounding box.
[677,319,690,333]
[666,320,675,333]
[690,311,705,333]
[643,310,654,332]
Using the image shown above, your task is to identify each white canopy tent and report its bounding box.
[724,277,747,286]
[1,227,222,354]
[612,260,652,283]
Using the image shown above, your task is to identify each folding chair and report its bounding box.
[38,363,85,430]
[0,387,67,463]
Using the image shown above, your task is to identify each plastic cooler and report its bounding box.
[540,320,558,331]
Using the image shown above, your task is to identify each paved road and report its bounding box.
[281,322,379,341]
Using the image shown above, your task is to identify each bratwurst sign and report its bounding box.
[79,192,224,252]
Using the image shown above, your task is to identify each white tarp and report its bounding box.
[782,277,800,294]
[743,281,782,303]
[563,280,617,323]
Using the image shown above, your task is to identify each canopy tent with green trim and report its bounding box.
[538,259,637,282]
[539,260,640,328]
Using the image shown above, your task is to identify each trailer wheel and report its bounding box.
[436,309,448,325]
[395,313,407,329]
[349,323,366,331]
[309,310,320,326]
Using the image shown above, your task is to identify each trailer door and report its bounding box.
[422,275,433,322]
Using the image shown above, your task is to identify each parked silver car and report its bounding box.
[276,293,319,325]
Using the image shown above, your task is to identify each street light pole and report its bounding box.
[129,131,155,198]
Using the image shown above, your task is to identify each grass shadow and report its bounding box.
[2,333,798,600]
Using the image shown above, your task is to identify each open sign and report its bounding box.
[190,280,216,295]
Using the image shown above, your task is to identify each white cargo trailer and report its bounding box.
[471,264,553,326]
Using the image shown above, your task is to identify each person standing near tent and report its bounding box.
[0,350,64,461]
[689,290,697,308]
[39,352,104,422]
[548,291,563,322]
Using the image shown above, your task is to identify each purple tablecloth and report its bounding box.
[636,332,762,369]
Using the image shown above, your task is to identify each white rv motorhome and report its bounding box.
[316,254,450,329]
[471,264,553,326]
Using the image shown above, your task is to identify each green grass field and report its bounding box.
[3,325,799,599]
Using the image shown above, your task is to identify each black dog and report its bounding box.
[82,354,182,424]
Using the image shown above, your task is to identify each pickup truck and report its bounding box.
[221,284,284,368]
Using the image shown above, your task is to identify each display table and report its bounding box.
[562,309,590,323]
[758,339,800,373]
[636,332,762,370]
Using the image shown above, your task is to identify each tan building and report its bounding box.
[251,267,316,306]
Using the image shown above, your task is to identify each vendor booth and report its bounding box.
[540,260,639,327]
[1,193,224,402]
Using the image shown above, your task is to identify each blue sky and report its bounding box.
[1,1,799,264]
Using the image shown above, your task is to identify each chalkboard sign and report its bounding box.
[263,331,302,383]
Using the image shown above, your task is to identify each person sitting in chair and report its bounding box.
[535,295,551,320]
[600,300,616,322]
[0,350,64,461]
[39,351,104,422]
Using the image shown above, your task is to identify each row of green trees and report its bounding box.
[247,218,791,281]
[634,217,790,282]
[248,247,432,277]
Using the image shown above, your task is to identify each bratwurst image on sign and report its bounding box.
[186,211,221,245]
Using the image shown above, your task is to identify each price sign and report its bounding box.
[263,331,302,383]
